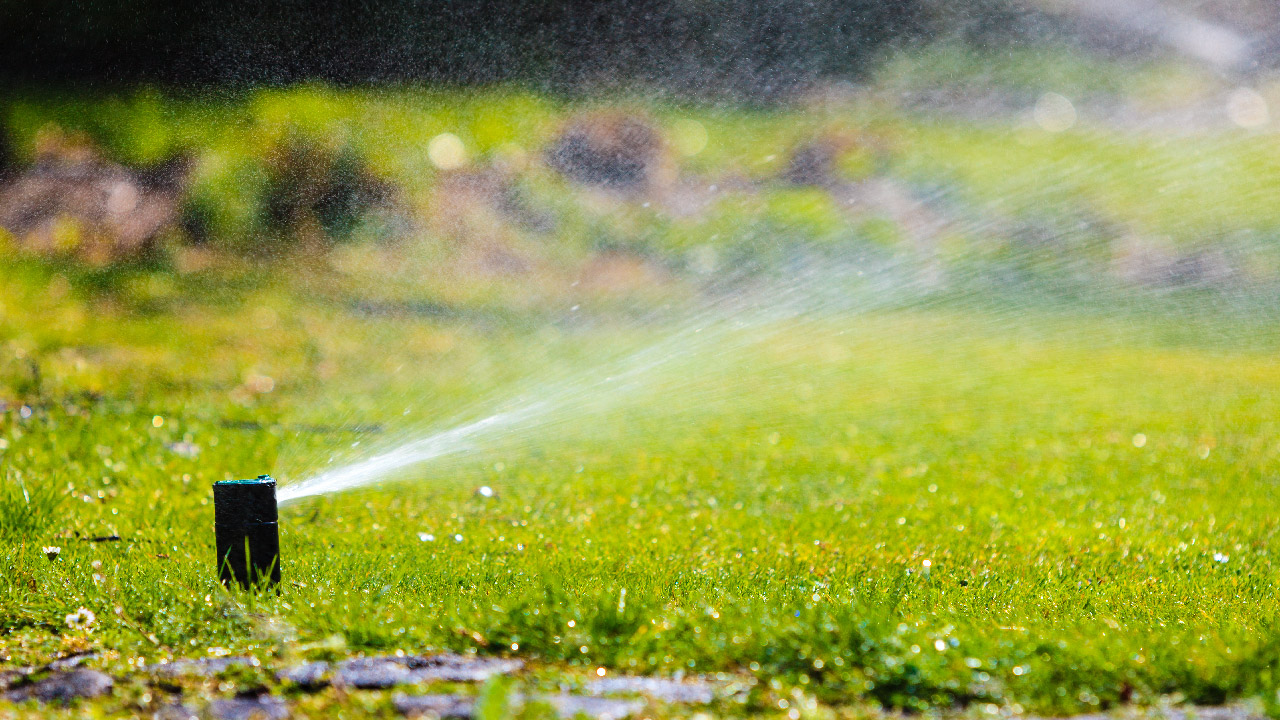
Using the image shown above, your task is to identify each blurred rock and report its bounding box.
[2,668,113,703]
[576,250,671,294]
[430,166,554,238]
[154,703,200,720]
[404,654,523,682]
[784,137,852,188]
[47,652,97,670]
[263,136,395,245]
[148,657,253,678]
[330,653,523,689]
[206,695,288,720]
[276,661,329,688]
[838,177,950,288]
[546,113,672,194]
[393,694,475,718]
[586,676,715,704]
[0,130,191,265]
[536,695,645,719]
[782,131,888,189]
[781,131,950,287]
[331,657,412,688]
[394,693,644,720]
[1112,234,1238,288]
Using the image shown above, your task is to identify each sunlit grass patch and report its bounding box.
[1,253,1279,714]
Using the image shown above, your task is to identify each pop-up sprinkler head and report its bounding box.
[213,475,280,590]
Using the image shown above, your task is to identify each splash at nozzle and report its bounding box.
[213,475,280,590]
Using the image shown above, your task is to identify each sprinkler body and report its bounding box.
[213,475,280,589]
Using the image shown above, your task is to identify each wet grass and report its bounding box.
[3,65,1280,716]
[1,256,1279,717]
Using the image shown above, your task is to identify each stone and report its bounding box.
[276,661,329,688]
[154,703,200,720]
[207,695,289,720]
[586,676,715,704]
[149,657,254,678]
[48,652,97,671]
[2,668,113,704]
[534,695,645,720]
[393,693,476,718]
[405,654,524,683]
[430,166,555,239]
[329,654,523,689]
[393,693,644,720]
[545,113,672,194]
[331,657,412,689]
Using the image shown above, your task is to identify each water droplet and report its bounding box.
[428,133,468,170]
[1227,87,1269,128]
[1033,92,1077,132]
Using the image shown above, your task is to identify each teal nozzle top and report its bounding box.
[215,474,275,486]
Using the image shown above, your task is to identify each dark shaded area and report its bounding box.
[0,0,928,96]
[262,137,394,242]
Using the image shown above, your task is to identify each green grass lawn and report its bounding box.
[2,254,1279,717]
[4,59,1280,716]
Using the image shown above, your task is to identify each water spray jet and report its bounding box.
[213,475,281,590]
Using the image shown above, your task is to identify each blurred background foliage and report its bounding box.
[3,0,1280,312]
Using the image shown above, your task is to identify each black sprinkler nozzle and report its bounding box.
[213,475,280,590]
